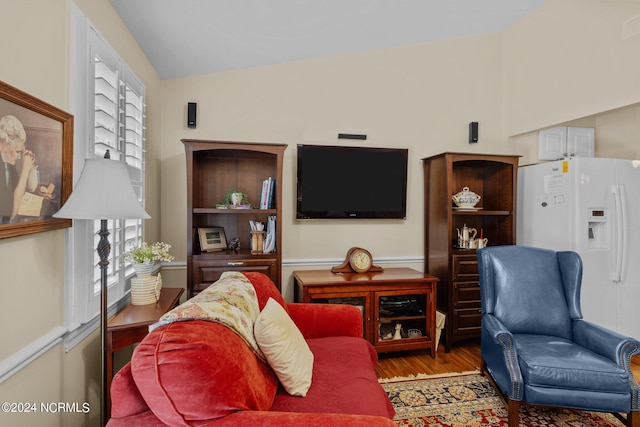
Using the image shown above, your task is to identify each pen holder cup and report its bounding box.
[250,231,265,254]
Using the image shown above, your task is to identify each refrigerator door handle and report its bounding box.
[612,185,625,282]
[619,185,628,282]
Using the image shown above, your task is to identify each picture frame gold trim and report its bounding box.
[0,79,73,239]
[198,227,227,252]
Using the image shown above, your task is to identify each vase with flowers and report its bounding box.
[124,241,174,276]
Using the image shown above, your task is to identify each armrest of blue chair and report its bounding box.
[482,314,523,400]
[573,319,640,366]
[573,319,640,410]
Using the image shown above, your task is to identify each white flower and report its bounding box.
[124,241,174,263]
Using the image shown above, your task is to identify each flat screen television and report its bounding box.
[296,144,408,219]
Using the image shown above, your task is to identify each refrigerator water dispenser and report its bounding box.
[587,208,609,249]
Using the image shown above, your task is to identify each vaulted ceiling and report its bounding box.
[109,0,545,80]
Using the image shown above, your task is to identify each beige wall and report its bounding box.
[0,1,160,426]
[503,0,640,136]
[2,0,640,426]
[160,33,512,299]
[0,1,71,426]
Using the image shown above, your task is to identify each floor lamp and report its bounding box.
[54,152,150,426]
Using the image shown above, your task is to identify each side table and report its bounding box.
[106,287,183,419]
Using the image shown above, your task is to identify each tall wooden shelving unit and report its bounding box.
[422,152,519,352]
[183,140,287,298]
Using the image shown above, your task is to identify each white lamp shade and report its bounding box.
[53,158,150,220]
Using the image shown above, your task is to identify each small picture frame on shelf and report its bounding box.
[198,227,227,252]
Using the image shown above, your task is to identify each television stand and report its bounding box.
[293,267,438,357]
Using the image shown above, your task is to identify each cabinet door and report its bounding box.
[306,292,371,341]
[538,126,567,160]
[567,127,594,158]
[374,289,430,348]
[192,257,278,295]
[539,126,594,160]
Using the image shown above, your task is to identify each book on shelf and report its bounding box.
[264,215,276,253]
[260,179,269,209]
[260,177,275,209]
[267,178,275,209]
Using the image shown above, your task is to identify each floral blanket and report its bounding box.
[149,271,265,361]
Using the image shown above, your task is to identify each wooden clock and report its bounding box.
[331,247,384,274]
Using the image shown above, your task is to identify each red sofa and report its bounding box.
[107,272,396,426]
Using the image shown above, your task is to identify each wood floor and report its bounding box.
[375,340,640,381]
[376,341,480,379]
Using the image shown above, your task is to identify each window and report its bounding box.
[66,6,145,346]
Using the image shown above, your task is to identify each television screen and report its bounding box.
[296,144,408,219]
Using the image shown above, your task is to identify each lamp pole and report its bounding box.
[97,218,110,427]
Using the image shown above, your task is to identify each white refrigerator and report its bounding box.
[517,157,640,339]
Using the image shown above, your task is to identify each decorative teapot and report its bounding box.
[452,187,481,208]
[456,224,477,248]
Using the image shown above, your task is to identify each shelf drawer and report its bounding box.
[453,281,480,308]
[452,308,482,335]
[193,258,278,293]
[452,255,478,281]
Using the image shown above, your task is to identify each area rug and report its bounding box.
[379,371,625,426]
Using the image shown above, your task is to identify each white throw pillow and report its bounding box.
[254,297,314,396]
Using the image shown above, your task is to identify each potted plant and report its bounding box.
[124,241,174,276]
[218,189,250,209]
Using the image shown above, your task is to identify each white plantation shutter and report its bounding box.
[66,6,146,344]
[89,45,145,295]
[90,35,146,296]
[122,73,145,278]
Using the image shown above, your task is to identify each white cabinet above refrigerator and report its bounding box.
[538,126,595,160]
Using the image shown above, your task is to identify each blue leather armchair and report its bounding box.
[477,246,639,427]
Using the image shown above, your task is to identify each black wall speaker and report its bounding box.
[338,133,367,140]
[469,121,478,143]
[187,102,197,128]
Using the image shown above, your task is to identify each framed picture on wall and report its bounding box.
[0,79,73,239]
[198,227,227,252]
